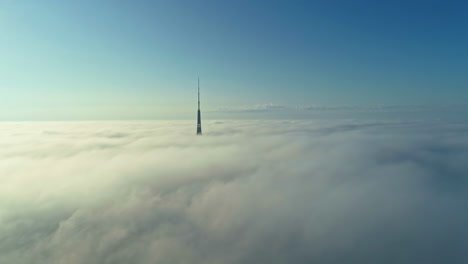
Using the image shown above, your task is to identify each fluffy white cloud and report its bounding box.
[1,120,467,264]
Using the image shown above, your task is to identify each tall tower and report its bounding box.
[197,78,202,135]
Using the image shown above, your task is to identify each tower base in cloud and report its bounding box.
[197,110,202,135]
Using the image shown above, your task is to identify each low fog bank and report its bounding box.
[1,120,468,264]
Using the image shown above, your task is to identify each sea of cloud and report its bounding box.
[1,119,468,264]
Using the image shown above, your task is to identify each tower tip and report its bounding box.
[197,77,202,135]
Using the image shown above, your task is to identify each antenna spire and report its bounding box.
[198,77,200,110]
[196,77,202,135]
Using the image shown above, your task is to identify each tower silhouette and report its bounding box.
[197,78,202,135]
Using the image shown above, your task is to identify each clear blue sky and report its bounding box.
[1,0,467,120]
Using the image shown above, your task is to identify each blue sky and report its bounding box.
[1,0,467,120]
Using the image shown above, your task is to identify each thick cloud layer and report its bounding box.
[1,120,468,264]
